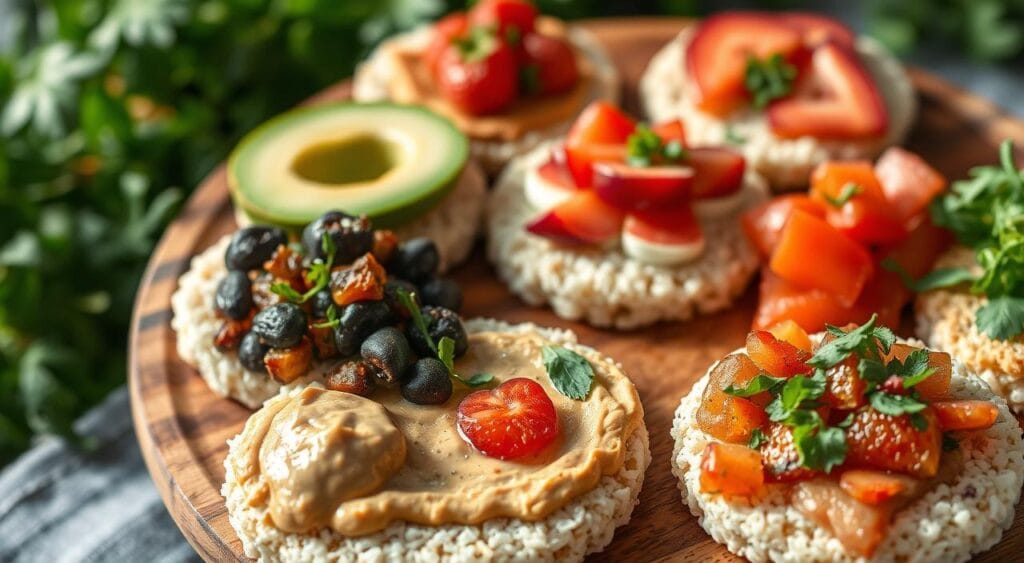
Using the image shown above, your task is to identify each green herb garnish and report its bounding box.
[823,182,863,207]
[312,303,339,329]
[626,124,686,168]
[724,374,787,397]
[748,428,766,449]
[724,124,747,146]
[931,139,1024,339]
[396,288,490,387]
[881,260,976,292]
[541,345,595,400]
[270,233,335,304]
[744,53,797,109]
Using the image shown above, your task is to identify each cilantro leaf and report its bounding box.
[869,391,928,417]
[793,424,847,473]
[748,428,766,449]
[270,282,303,302]
[765,374,824,422]
[744,53,797,108]
[625,124,686,168]
[823,182,862,207]
[857,357,889,388]
[976,295,1024,340]
[541,346,595,400]
[312,304,339,329]
[896,349,936,388]
[808,315,888,369]
[881,259,976,292]
[724,374,786,397]
[396,287,437,354]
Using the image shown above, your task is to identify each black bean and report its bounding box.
[302,210,374,264]
[405,306,468,358]
[238,332,269,373]
[360,327,414,387]
[419,277,463,312]
[383,278,418,318]
[251,302,307,348]
[310,289,334,319]
[401,358,453,405]
[225,226,287,271]
[332,301,393,356]
[214,271,253,320]
[388,238,439,282]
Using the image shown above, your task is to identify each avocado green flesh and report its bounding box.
[228,102,468,229]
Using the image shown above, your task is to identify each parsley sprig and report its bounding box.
[396,287,492,388]
[626,124,685,168]
[930,140,1024,339]
[271,233,335,304]
[744,53,797,109]
[730,315,939,473]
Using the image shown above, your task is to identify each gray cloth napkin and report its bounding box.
[0,387,199,563]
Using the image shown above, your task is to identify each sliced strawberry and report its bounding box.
[874,147,948,224]
[761,421,821,482]
[593,162,693,210]
[457,377,559,460]
[742,194,827,259]
[564,102,636,186]
[525,190,625,244]
[768,42,888,140]
[845,406,942,478]
[687,147,746,199]
[779,12,856,47]
[624,205,703,245]
[687,12,804,116]
[537,153,577,190]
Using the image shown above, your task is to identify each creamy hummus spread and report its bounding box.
[385,17,597,142]
[231,330,643,536]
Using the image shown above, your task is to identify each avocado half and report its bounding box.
[228,102,469,230]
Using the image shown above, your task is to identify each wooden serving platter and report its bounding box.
[129,17,1024,562]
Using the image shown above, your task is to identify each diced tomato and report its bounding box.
[746,330,811,377]
[761,421,822,482]
[769,210,873,307]
[742,195,826,259]
[767,319,813,353]
[686,147,746,198]
[697,354,768,443]
[885,344,952,401]
[823,358,867,410]
[700,442,765,497]
[810,160,906,244]
[652,119,686,145]
[849,270,906,331]
[793,479,891,558]
[686,12,804,116]
[845,406,942,478]
[931,400,999,431]
[878,216,952,281]
[875,147,947,224]
[810,161,887,206]
[827,198,907,245]
[753,269,852,332]
[839,470,911,505]
[564,101,636,185]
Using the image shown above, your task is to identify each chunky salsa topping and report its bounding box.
[425,0,579,116]
[212,210,480,405]
[686,11,888,140]
[524,101,748,266]
[743,147,950,332]
[696,316,999,557]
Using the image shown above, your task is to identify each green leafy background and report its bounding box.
[0,0,1021,466]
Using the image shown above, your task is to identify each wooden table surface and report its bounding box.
[128,17,1024,562]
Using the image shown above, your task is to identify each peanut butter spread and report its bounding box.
[231,330,643,536]
[385,17,597,142]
